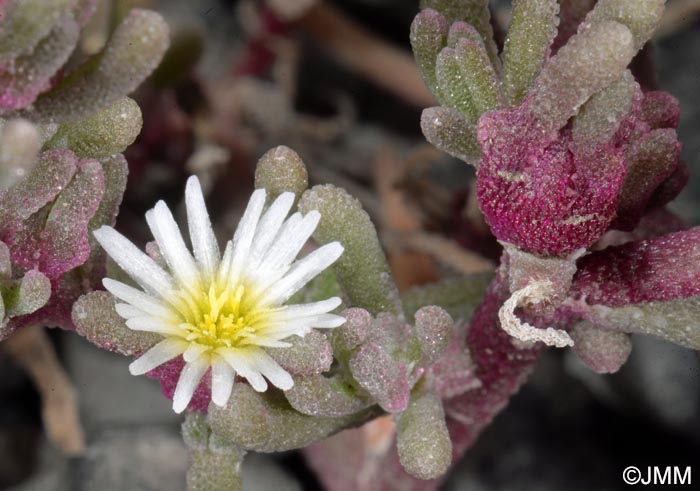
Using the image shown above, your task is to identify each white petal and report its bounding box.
[94,226,174,295]
[273,297,342,321]
[216,348,268,392]
[262,242,344,305]
[102,278,175,319]
[308,313,347,328]
[242,371,267,392]
[146,201,201,292]
[126,316,184,336]
[256,314,344,340]
[114,303,145,319]
[255,211,319,281]
[172,355,210,413]
[229,189,266,282]
[186,176,220,279]
[129,338,188,375]
[211,356,235,407]
[243,338,292,348]
[261,325,314,340]
[216,241,233,286]
[246,192,295,272]
[250,349,294,391]
[183,342,209,363]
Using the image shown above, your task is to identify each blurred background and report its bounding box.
[1,0,699,489]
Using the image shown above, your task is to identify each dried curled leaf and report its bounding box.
[499,281,574,347]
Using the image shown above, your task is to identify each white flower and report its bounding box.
[94,176,345,413]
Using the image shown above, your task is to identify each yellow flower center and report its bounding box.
[174,282,276,349]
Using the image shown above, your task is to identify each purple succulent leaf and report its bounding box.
[613,128,681,230]
[345,273,542,491]
[0,149,77,226]
[349,342,411,414]
[413,305,453,364]
[571,227,700,306]
[645,161,689,211]
[424,333,481,399]
[284,373,372,417]
[72,290,159,355]
[0,15,79,113]
[5,267,81,334]
[80,154,128,287]
[266,329,334,376]
[574,297,700,350]
[476,103,627,255]
[570,321,632,373]
[333,307,372,353]
[0,240,11,277]
[641,91,680,129]
[304,428,374,491]
[558,228,700,349]
[37,159,104,281]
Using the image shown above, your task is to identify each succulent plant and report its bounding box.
[342,0,700,489]
[3,1,698,490]
[72,145,468,488]
[0,1,169,341]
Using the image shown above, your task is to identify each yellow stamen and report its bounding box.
[175,281,277,349]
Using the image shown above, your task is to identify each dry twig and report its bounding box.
[3,326,85,456]
[300,2,436,108]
